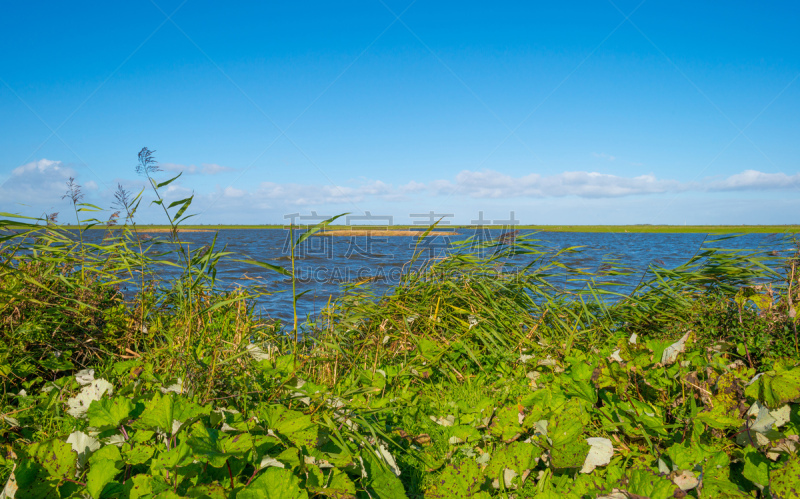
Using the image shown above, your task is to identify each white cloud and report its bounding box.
[162,162,235,175]
[1,159,78,209]
[709,170,800,191]
[3,159,800,225]
[187,169,800,216]
[11,158,65,176]
[430,170,685,198]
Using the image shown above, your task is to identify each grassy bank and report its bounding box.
[2,152,800,498]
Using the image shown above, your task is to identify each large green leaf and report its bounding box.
[220,432,254,457]
[13,460,60,499]
[695,403,742,429]
[548,399,589,470]
[489,405,522,442]
[88,445,122,466]
[485,441,541,477]
[362,451,408,499]
[625,468,679,499]
[129,474,171,499]
[186,426,230,467]
[424,459,489,498]
[173,397,211,422]
[186,483,228,499]
[665,440,715,471]
[701,465,750,498]
[262,405,318,448]
[134,391,174,433]
[745,366,800,409]
[88,397,134,428]
[741,446,769,490]
[238,467,308,499]
[549,399,588,446]
[550,440,590,470]
[27,439,77,480]
[308,468,356,499]
[87,459,121,499]
[122,443,155,465]
[772,455,800,499]
[150,441,193,472]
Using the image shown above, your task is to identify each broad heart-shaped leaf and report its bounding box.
[131,430,156,444]
[695,403,742,429]
[565,473,611,497]
[564,379,598,405]
[308,468,356,499]
[745,366,800,408]
[489,405,522,442]
[134,391,174,433]
[27,439,77,480]
[150,441,193,472]
[238,467,308,499]
[186,483,228,499]
[303,463,326,489]
[361,451,407,499]
[122,443,155,465]
[550,439,590,470]
[665,440,716,471]
[549,399,588,447]
[173,397,211,422]
[485,441,541,477]
[88,445,122,467]
[424,459,489,498]
[13,460,60,499]
[741,446,769,490]
[447,425,481,444]
[219,432,254,456]
[771,455,800,499]
[546,399,590,470]
[86,459,121,499]
[88,397,134,428]
[701,464,750,498]
[261,405,318,449]
[625,468,680,499]
[129,474,171,499]
[186,425,231,467]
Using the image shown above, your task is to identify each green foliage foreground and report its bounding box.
[2,151,800,498]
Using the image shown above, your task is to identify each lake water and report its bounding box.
[103,229,795,323]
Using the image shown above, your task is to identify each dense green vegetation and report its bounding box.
[2,150,800,498]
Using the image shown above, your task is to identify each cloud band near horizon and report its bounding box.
[3,159,800,209]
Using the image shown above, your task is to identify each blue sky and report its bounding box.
[1,1,798,225]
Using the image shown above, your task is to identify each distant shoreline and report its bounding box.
[316,229,457,237]
[8,224,798,234]
[82,224,800,234]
